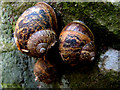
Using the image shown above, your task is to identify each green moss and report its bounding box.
[0,42,15,53]
[57,2,119,36]
[1,83,22,88]
[65,65,119,88]
[56,2,120,50]
[0,4,16,53]
[0,3,38,88]
[0,2,119,88]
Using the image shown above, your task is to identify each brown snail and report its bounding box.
[59,20,96,66]
[34,58,57,84]
[14,2,57,57]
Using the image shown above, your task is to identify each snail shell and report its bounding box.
[59,20,95,66]
[14,2,57,57]
[34,58,57,84]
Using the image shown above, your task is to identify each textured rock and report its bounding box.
[98,48,119,72]
[0,2,38,88]
[0,2,119,88]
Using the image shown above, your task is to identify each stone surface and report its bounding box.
[98,48,119,72]
[0,2,119,88]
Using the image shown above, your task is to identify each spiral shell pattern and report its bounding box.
[14,2,57,57]
[59,21,95,66]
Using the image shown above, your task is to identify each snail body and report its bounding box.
[59,21,95,66]
[34,58,57,84]
[14,2,57,57]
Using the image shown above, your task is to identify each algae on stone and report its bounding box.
[0,2,38,88]
[0,2,119,88]
[55,2,120,88]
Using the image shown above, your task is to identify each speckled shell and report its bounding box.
[59,21,95,66]
[34,58,57,84]
[14,2,57,57]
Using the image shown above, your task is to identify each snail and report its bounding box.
[34,58,57,84]
[59,20,96,66]
[14,2,58,57]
